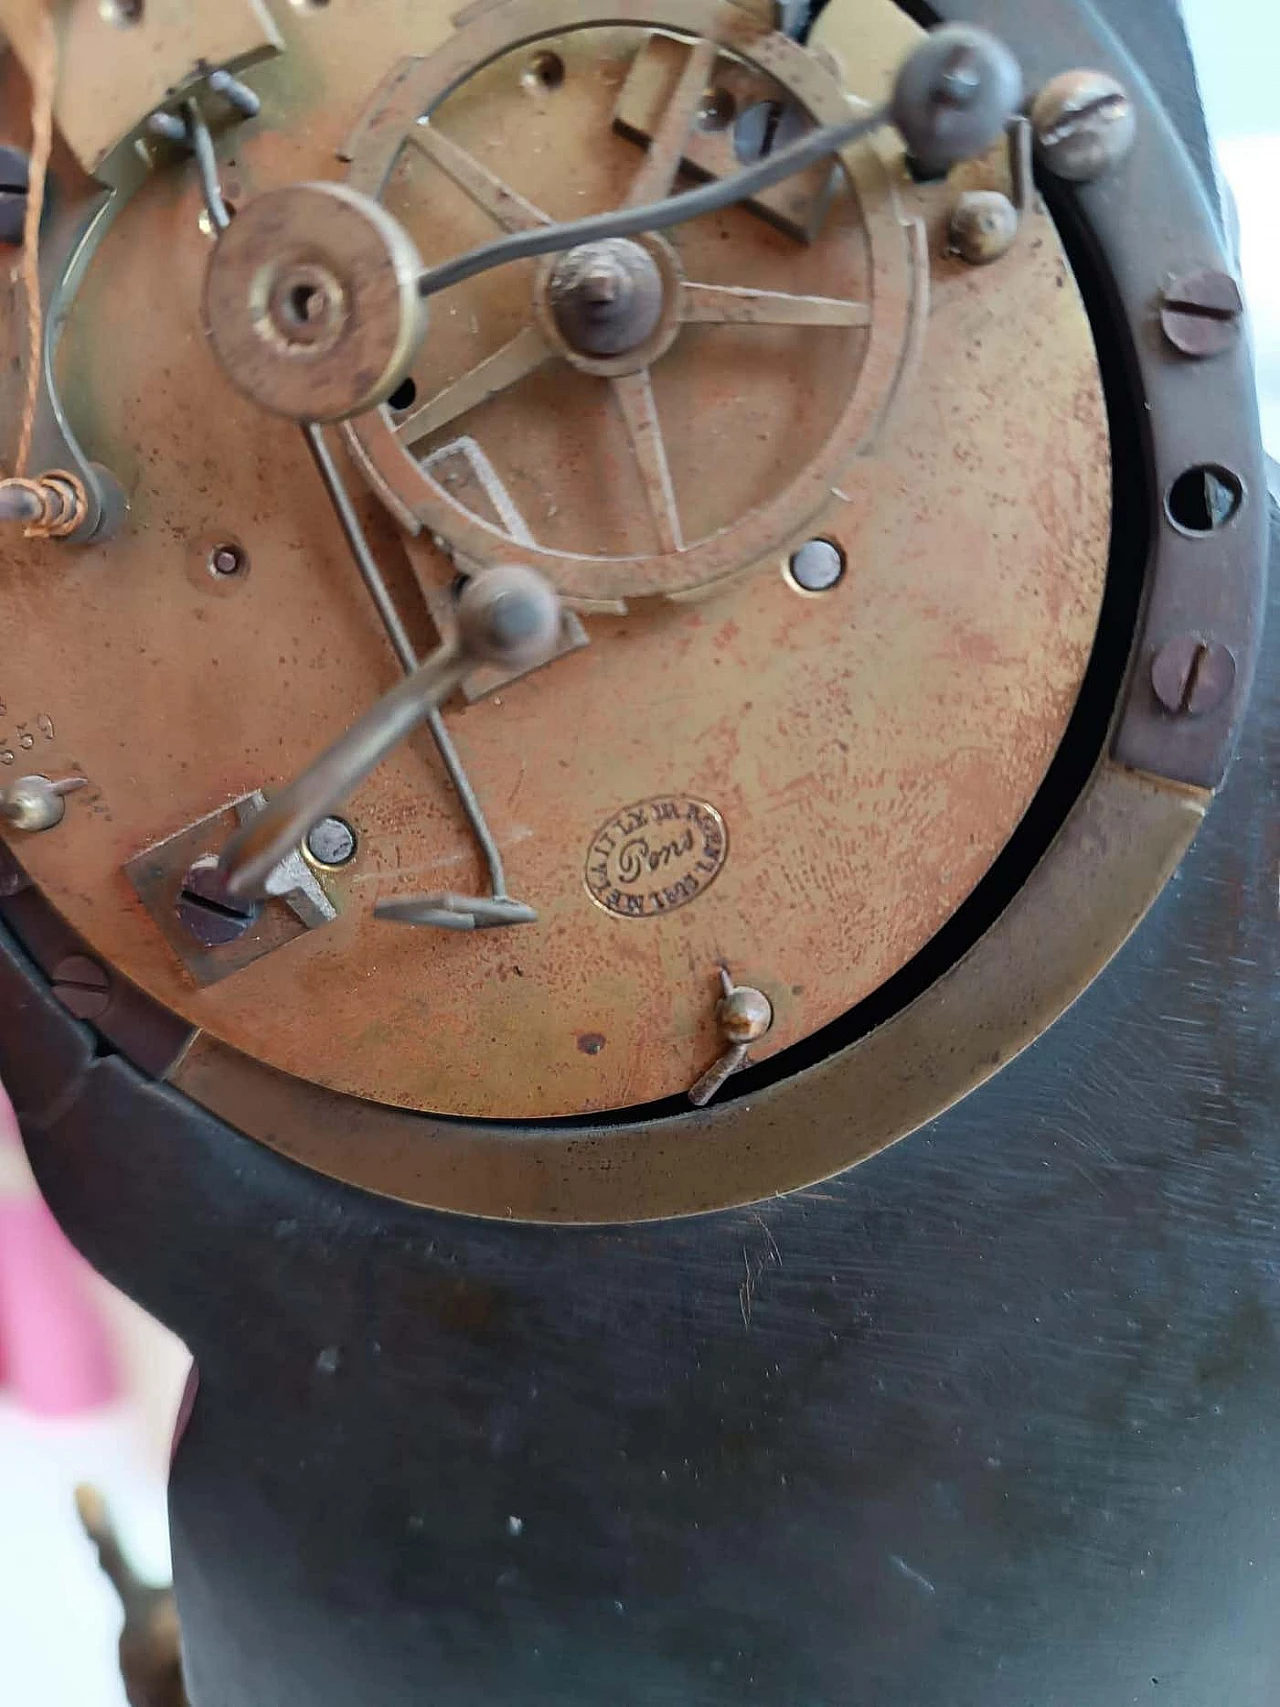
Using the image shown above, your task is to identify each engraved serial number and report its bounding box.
[0,704,55,767]
[584,797,728,920]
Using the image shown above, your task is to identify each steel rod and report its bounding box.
[219,639,468,901]
[301,424,513,900]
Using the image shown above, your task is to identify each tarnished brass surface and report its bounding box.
[1,0,1110,1128]
[173,764,1207,1222]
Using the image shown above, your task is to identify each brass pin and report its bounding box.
[0,774,86,833]
[689,968,774,1108]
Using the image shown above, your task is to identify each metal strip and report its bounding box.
[914,0,1267,789]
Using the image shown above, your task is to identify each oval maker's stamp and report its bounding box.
[585,797,727,920]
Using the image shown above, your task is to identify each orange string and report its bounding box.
[14,3,57,478]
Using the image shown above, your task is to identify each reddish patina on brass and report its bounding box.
[0,0,1111,1122]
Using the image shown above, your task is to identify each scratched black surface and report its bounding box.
[6,3,1279,1703]
[7,497,1276,1706]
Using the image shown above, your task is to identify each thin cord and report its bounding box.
[416,102,888,302]
[15,3,57,476]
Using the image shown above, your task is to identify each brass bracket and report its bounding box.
[125,793,338,990]
[0,0,281,184]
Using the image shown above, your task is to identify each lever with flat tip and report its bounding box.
[375,893,539,932]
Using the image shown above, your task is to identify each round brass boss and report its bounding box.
[204,181,428,423]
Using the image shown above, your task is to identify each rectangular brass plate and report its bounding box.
[125,798,314,990]
[613,31,840,245]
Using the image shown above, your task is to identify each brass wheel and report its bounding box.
[342,0,925,605]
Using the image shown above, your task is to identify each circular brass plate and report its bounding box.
[1,0,1109,1128]
[204,180,427,422]
[172,765,1205,1224]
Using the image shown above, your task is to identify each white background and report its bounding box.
[0,4,1276,1703]
[1185,1,1280,453]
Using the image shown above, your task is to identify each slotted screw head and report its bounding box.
[177,857,262,947]
[1161,270,1244,358]
[51,956,112,1021]
[1151,635,1237,718]
[1032,70,1135,182]
[0,146,29,246]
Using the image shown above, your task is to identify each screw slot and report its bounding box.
[786,539,847,594]
[51,956,113,1021]
[522,51,565,93]
[177,859,262,947]
[1166,465,1243,535]
[1160,270,1244,359]
[1151,635,1237,719]
[1031,69,1135,183]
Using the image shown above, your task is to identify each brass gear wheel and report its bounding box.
[342,0,926,606]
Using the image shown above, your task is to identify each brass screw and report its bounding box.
[949,190,1019,266]
[1032,69,1135,182]
[1151,636,1236,718]
[689,969,774,1108]
[1160,270,1244,359]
